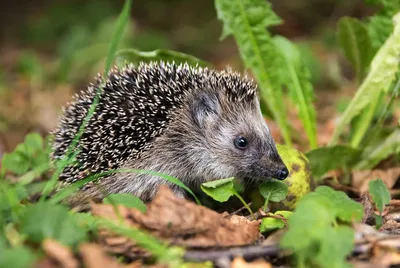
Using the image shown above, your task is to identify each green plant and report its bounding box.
[201,177,253,216]
[368,178,391,228]
[281,186,363,268]
[1,133,50,178]
[214,0,317,149]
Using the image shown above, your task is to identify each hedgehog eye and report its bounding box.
[234,136,248,149]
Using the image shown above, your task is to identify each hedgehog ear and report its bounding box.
[191,93,220,127]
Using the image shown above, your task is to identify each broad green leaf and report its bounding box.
[104,193,147,212]
[315,186,364,222]
[356,129,400,169]
[331,11,400,144]
[215,0,292,146]
[314,226,354,268]
[201,178,235,202]
[368,179,391,213]
[259,180,288,203]
[0,247,37,268]
[115,48,209,67]
[273,36,317,149]
[20,203,87,246]
[306,145,361,178]
[337,17,373,83]
[260,210,292,233]
[280,192,336,251]
[260,217,284,233]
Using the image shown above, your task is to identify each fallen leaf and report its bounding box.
[42,239,79,268]
[92,186,260,250]
[352,167,400,193]
[231,257,272,268]
[80,243,142,268]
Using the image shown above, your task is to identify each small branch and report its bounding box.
[229,202,253,217]
[183,245,282,262]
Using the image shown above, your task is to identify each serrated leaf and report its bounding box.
[368,179,391,213]
[337,17,373,83]
[356,129,400,169]
[259,180,288,203]
[20,203,87,246]
[201,178,235,202]
[331,11,400,144]
[273,36,317,149]
[104,193,147,212]
[315,186,364,222]
[306,145,361,178]
[115,48,209,67]
[214,0,292,145]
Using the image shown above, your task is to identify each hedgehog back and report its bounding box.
[53,63,201,183]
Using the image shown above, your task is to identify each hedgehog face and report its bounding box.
[189,91,288,184]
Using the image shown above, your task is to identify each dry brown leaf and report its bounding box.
[352,167,400,193]
[80,243,142,268]
[92,186,260,249]
[41,239,79,268]
[231,257,272,268]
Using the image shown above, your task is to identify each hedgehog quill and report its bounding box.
[53,62,288,206]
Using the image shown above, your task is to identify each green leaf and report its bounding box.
[0,247,37,268]
[315,186,364,222]
[356,128,400,169]
[337,17,373,83]
[215,0,292,146]
[280,188,357,268]
[1,152,30,175]
[259,180,288,203]
[314,226,355,268]
[331,11,400,144]
[115,48,210,67]
[368,179,391,213]
[260,217,284,233]
[306,145,361,178]
[20,203,87,246]
[260,210,292,233]
[273,36,317,149]
[201,178,235,202]
[103,193,147,212]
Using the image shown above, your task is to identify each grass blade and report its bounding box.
[41,0,132,200]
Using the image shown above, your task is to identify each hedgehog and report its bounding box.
[52,62,288,205]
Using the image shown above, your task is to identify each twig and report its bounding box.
[184,245,282,262]
[229,202,253,216]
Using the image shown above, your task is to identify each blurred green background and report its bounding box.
[0,0,378,154]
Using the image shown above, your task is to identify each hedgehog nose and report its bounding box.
[276,166,289,180]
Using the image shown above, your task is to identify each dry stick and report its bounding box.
[183,245,282,262]
[184,235,400,263]
[228,202,253,217]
